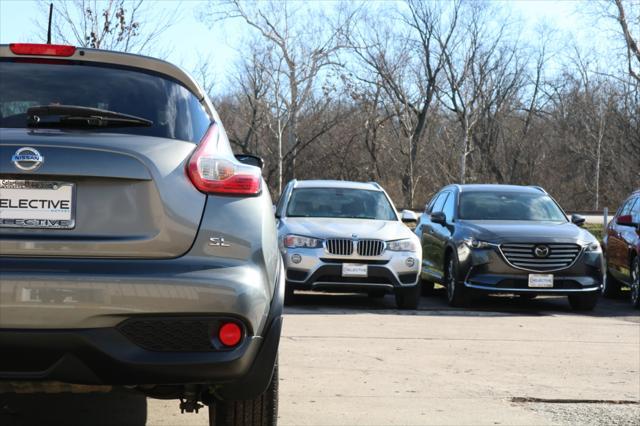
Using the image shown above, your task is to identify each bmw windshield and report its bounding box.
[459,192,568,222]
[286,188,397,220]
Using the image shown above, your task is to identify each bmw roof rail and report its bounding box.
[368,181,382,190]
[530,185,547,193]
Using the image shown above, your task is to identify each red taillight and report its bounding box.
[10,43,76,57]
[187,125,262,195]
[218,322,242,347]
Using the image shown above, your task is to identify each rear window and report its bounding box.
[0,60,211,142]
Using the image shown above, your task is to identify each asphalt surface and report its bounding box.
[1,289,639,426]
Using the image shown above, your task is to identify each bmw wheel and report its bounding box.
[631,258,639,309]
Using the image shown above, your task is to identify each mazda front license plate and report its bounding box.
[342,263,368,277]
[0,180,75,229]
[528,273,554,288]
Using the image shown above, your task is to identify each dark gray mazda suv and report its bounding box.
[0,43,282,426]
[415,184,603,310]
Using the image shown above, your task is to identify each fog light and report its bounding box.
[291,254,302,264]
[219,322,242,347]
[405,257,416,267]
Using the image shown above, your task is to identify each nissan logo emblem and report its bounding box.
[11,147,44,171]
[534,245,550,258]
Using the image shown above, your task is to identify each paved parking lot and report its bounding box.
[2,290,639,426]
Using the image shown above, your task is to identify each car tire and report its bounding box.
[421,279,435,296]
[284,283,296,306]
[631,257,639,309]
[602,269,622,298]
[211,362,278,426]
[395,282,421,309]
[445,255,471,307]
[568,292,599,311]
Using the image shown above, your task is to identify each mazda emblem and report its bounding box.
[534,245,550,258]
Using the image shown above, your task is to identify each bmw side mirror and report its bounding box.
[431,211,446,225]
[401,210,418,224]
[235,154,264,169]
[571,214,586,227]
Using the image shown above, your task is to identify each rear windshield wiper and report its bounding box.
[27,105,153,128]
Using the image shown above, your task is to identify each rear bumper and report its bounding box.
[0,258,284,398]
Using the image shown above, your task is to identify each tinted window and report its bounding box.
[629,197,639,223]
[431,192,449,214]
[286,188,397,220]
[620,198,635,216]
[0,60,211,142]
[458,191,567,221]
[442,192,456,222]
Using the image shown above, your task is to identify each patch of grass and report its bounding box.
[584,223,604,242]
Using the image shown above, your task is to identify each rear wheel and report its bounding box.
[631,257,639,309]
[445,255,470,307]
[211,363,278,426]
[602,269,622,298]
[568,292,599,311]
[395,283,421,309]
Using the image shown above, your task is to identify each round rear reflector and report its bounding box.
[218,322,242,347]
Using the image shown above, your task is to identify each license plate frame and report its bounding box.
[528,273,554,288]
[0,180,76,229]
[342,263,368,277]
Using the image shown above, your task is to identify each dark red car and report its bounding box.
[603,190,640,307]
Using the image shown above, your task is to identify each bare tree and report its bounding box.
[35,0,178,54]
[203,0,354,190]
[346,0,462,207]
[613,0,640,83]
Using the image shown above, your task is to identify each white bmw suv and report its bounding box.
[276,180,422,309]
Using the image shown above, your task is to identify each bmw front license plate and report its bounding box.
[0,180,75,229]
[342,263,368,277]
[528,274,554,288]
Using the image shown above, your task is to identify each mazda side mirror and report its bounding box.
[235,154,264,169]
[571,214,586,227]
[401,210,418,224]
[431,211,446,225]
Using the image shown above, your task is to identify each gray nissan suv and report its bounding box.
[0,43,282,426]
[276,180,422,309]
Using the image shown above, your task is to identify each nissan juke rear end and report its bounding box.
[0,43,282,426]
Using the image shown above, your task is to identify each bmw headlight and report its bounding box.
[283,234,322,249]
[463,238,495,249]
[386,238,418,252]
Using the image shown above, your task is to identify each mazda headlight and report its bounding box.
[584,241,601,252]
[283,234,322,249]
[463,238,495,249]
[386,239,418,252]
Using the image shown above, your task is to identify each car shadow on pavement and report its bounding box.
[286,287,640,321]
[0,391,147,426]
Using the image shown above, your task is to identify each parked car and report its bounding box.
[415,184,603,310]
[276,180,422,309]
[0,43,282,426]
[603,189,640,307]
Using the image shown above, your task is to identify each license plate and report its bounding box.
[0,180,75,229]
[528,274,554,288]
[342,263,368,277]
